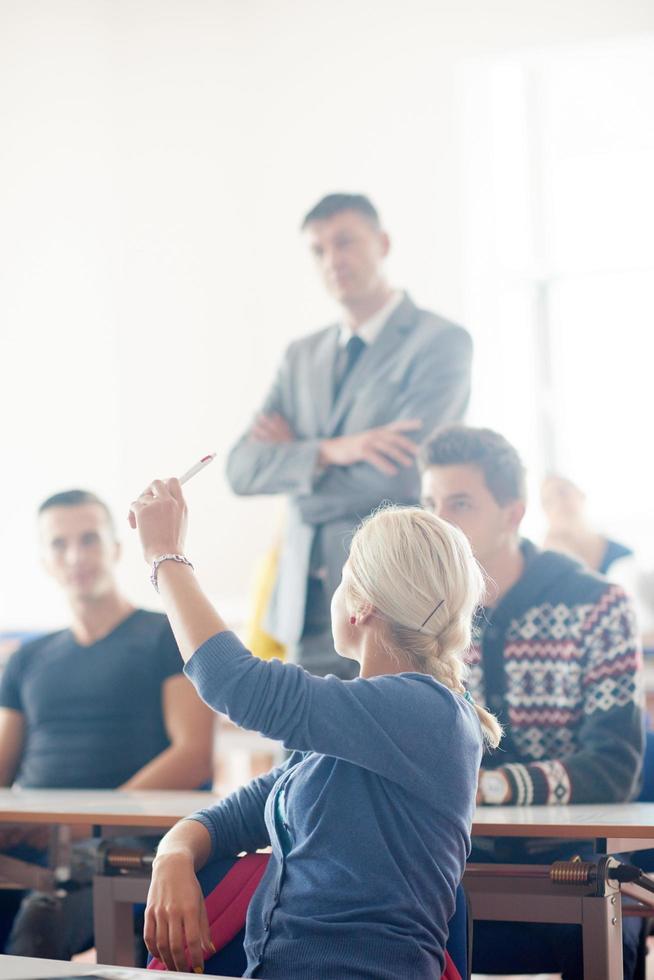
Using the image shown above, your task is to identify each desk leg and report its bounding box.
[582,893,624,980]
[93,875,150,967]
[465,864,624,980]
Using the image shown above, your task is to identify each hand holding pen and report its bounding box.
[128,453,216,565]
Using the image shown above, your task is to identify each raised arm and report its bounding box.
[129,481,456,793]
[182,630,458,795]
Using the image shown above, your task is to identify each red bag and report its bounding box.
[147,853,269,972]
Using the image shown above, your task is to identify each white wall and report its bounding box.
[1,0,653,629]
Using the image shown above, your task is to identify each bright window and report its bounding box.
[463,38,654,551]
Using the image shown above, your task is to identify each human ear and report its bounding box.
[506,500,526,532]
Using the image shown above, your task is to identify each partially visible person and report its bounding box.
[128,479,500,979]
[226,192,472,679]
[0,489,214,959]
[541,473,633,575]
[421,427,644,979]
[541,473,654,649]
[632,568,654,652]
[610,560,654,654]
[246,536,286,662]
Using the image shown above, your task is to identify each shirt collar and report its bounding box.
[338,290,403,348]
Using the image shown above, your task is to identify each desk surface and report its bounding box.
[0,955,233,979]
[0,789,215,828]
[472,802,654,841]
[2,789,654,843]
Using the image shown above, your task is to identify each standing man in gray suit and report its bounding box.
[226,193,472,678]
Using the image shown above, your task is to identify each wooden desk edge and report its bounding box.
[0,811,181,828]
[472,821,654,841]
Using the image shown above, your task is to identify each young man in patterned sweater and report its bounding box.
[420,425,644,979]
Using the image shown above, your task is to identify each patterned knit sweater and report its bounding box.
[470,540,643,806]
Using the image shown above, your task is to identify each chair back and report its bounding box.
[443,883,469,980]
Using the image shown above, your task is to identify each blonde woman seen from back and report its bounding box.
[129,482,500,980]
[342,506,501,747]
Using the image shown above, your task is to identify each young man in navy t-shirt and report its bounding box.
[0,489,214,958]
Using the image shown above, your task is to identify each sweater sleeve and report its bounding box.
[185,757,298,859]
[184,631,455,795]
[494,585,644,805]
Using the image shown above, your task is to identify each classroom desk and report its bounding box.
[0,789,215,965]
[3,793,654,977]
[0,954,235,979]
[467,803,654,980]
[472,800,654,852]
[0,789,213,831]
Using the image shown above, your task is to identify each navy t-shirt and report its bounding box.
[0,609,183,789]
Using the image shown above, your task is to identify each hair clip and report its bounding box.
[419,598,445,630]
[463,690,475,705]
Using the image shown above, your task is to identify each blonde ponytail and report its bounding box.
[471,702,502,750]
[347,506,502,749]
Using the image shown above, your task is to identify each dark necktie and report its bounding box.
[334,335,366,401]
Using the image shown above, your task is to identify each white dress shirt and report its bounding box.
[338,290,403,348]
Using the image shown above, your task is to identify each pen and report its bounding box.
[179,453,217,485]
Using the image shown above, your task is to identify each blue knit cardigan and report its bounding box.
[185,631,482,979]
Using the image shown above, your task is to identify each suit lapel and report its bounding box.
[327,293,419,435]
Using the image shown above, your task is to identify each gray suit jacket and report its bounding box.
[226,293,472,644]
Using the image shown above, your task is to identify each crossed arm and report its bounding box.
[226,329,471,502]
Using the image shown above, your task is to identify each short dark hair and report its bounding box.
[38,489,116,536]
[301,193,380,229]
[420,425,527,505]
